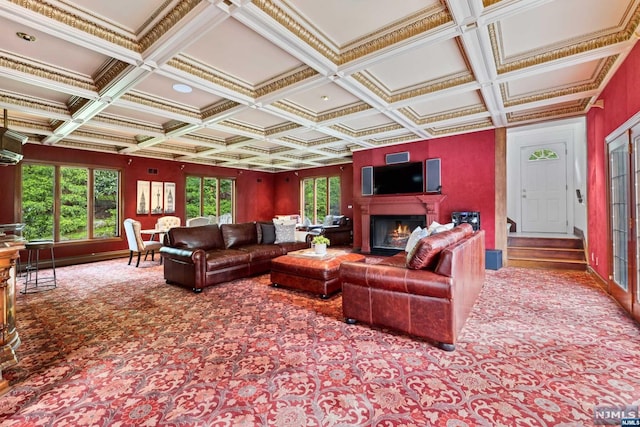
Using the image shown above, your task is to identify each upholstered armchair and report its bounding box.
[123,219,163,267]
[186,216,210,227]
[305,215,353,246]
[156,215,181,232]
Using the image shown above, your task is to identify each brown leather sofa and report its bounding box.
[160,222,308,293]
[304,215,353,246]
[340,224,485,351]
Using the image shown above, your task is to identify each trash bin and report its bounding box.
[485,249,502,270]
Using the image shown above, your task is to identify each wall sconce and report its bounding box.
[180,164,185,170]
[294,171,299,176]
[127,158,132,166]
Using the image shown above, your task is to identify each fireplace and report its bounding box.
[371,215,426,255]
[357,194,447,253]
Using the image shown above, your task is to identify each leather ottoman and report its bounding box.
[270,250,366,298]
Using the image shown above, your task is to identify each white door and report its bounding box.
[520,142,568,233]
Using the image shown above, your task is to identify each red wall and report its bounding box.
[351,130,496,250]
[0,144,274,261]
[586,42,640,279]
[273,164,355,219]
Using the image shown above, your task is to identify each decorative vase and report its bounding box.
[314,243,327,255]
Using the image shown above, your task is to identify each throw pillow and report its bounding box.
[406,233,451,270]
[433,222,455,234]
[427,221,442,235]
[260,223,276,244]
[273,218,297,226]
[274,222,296,243]
[404,226,428,254]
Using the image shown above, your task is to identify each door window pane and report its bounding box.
[220,179,233,217]
[22,164,55,241]
[303,179,314,221]
[610,139,629,291]
[329,176,341,216]
[185,176,201,219]
[203,178,218,217]
[60,167,88,241]
[315,178,327,220]
[93,169,119,238]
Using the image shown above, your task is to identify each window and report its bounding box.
[301,176,341,223]
[528,148,559,161]
[21,163,121,242]
[185,175,235,221]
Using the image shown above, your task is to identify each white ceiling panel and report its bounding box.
[0,0,638,171]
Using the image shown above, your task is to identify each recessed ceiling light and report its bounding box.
[16,32,36,42]
[173,83,192,93]
[321,95,329,101]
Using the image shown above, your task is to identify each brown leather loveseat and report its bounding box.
[339,224,485,351]
[160,222,308,292]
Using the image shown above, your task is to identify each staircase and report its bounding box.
[507,235,588,271]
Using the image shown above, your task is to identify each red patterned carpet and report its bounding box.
[0,258,639,426]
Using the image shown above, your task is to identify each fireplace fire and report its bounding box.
[370,215,426,255]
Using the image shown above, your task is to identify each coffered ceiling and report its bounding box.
[1,0,639,172]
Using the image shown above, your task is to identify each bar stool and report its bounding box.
[22,240,57,294]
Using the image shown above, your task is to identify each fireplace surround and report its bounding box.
[357,194,447,253]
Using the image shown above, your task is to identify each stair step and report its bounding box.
[506,235,587,271]
[507,236,583,249]
[508,247,585,261]
[508,258,588,271]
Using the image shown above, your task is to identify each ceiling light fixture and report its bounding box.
[321,95,329,101]
[16,32,36,42]
[172,83,192,93]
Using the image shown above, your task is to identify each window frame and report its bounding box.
[185,174,236,222]
[18,160,123,244]
[300,175,341,224]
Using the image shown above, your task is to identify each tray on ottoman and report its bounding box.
[270,249,365,298]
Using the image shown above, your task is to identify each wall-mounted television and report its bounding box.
[373,161,423,195]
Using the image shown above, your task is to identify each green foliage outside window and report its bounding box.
[22,164,54,241]
[203,178,218,217]
[94,169,119,238]
[328,176,340,215]
[185,175,234,220]
[302,176,340,223]
[60,167,88,240]
[185,176,201,219]
[219,179,233,215]
[21,164,120,242]
[303,179,314,221]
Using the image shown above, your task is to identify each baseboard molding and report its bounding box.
[587,266,608,292]
[19,250,129,272]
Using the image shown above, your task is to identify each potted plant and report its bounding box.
[312,235,330,255]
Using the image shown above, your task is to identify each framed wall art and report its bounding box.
[164,182,176,214]
[151,181,164,214]
[136,180,150,214]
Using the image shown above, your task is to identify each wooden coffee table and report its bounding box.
[270,249,366,298]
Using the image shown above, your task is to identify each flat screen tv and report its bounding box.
[373,161,423,195]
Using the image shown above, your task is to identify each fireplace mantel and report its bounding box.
[357,194,447,253]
